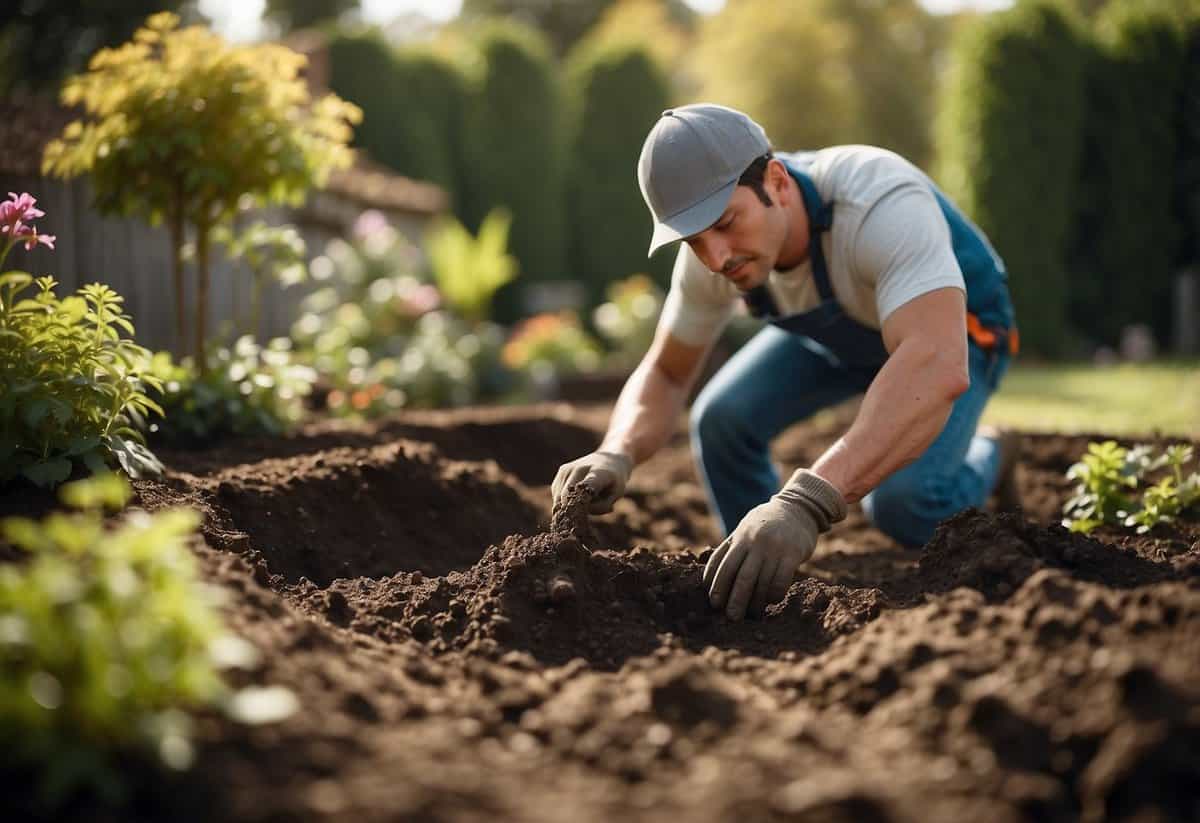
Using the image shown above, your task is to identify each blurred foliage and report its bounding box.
[934,1,1088,357]
[564,39,672,304]
[690,0,942,167]
[0,473,289,810]
[454,19,565,314]
[591,274,664,370]
[0,0,200,96]
[292,211,510,416]
[189,220,307,341]
[41,12,361,368]
[502,311,603,393]
[327,30,466,198]
[264,0,358,34]
[0,272,163,488]
[142,338,316,443]
[427,209,518,323]
[1069,0,1189,347]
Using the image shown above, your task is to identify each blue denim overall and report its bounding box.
[690,156,1016,547]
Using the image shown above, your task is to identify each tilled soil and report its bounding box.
[5,402,1200,822]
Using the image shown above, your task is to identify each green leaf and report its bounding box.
[22,459,74,488]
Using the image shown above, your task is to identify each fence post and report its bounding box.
[1175,269,1199,355]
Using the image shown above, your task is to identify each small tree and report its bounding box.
[42,12,361,370]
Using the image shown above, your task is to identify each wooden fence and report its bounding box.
[0,173,437,356]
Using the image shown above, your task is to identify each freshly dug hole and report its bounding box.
[199,439,542,586]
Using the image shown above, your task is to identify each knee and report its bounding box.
[863,472,958,548]
[689,384,749,448]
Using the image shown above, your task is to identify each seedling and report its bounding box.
[1063,440,1200,534]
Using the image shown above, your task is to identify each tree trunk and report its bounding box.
[195,219,210,375]
[167,203,186,355]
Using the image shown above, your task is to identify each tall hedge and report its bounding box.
[564,40,672,307]
[456,21,565,308]
[327,31,465,198]
[933,1,1088,357]
[1069,1,1187,346]
[1172,18,1200,271]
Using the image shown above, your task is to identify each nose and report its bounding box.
[689,231,729,273]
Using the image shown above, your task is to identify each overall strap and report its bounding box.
[791,168,835,302]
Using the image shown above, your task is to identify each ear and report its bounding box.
[765,159,790,200]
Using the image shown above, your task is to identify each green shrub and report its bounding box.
[564,39,672,303]
[1175,20,1200,269]
[502,311,602,392]
[1069,1,1188,347]
[1,228,164,487]
[933,1,1088,357]
[0,473,293,808]
[143,338,317,442]
[328,30,466,197]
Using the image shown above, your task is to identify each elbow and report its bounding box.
[909,338,970,402]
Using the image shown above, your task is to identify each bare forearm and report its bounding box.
[811,340,968,503]
[599,359,689,466]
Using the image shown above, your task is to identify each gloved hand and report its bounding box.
[704,469,847,620]
[552,451,634,514]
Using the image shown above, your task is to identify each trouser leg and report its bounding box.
[690,326,874,536]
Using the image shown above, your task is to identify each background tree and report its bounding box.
[454,20,565,316]
[459,0,618,55]
[42,13,361,369]
[0,0,200,95]
[933,1,1089,356]
[264,0,360,35]
[563,39,672,306]
[688,0,940,164]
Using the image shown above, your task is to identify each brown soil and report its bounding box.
[4,402,1200,822]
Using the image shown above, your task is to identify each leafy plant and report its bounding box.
[0,195,163,487]
[42,12,361,368]
[427,208,518,323]
[142,337,317,442]
[1063,439,1200,533]
[0,473,296,809]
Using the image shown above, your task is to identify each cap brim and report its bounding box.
[646,179,738,257]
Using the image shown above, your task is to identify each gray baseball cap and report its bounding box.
[637,103,771,257]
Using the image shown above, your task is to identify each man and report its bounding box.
[552,104,1019,621]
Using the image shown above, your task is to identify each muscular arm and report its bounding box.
[598,328,712,466]
[810,286,970,503]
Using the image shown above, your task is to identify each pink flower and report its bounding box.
[0,192,55,254]
[0,192,44,232]
[352,209,389,241]
[21,227,56,251]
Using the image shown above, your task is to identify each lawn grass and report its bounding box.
[981,360,1200,439]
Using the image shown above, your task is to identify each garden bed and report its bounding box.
[5,401,1199,822]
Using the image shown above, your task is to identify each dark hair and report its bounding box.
[737,152,775,207]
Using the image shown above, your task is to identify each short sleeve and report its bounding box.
[658,245,737,345]
[852,183,965,325]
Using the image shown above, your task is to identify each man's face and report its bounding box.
[683,162,793,291]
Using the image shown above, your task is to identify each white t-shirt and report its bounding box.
[660,145,967,346]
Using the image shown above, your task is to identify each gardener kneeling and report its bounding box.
[552,104,1021,621]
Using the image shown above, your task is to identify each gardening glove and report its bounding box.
[552,451,634,514]
[704,469,847,621]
